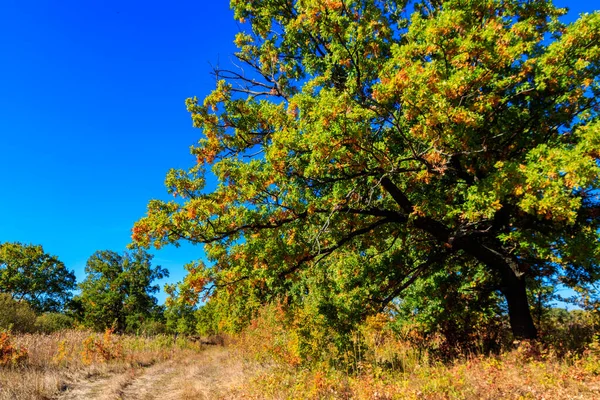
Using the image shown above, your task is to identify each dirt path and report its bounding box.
[56,347,249,400]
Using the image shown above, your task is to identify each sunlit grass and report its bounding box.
[0,329,203,400]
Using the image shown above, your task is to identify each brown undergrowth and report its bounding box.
[226,307,600,399]
[0,329,203,400]
[2,311,600,399]
[231,344,600,399]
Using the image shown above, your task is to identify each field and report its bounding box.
[2,328,600,399]
[0,330,247,400]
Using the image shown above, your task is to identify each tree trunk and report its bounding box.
[500,275,537,339]
[457,238,538,339]
[379,178,538,339]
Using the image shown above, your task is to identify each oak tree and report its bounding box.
[0,242,76,312]
[77,249,168,332]
[133,0,600,339]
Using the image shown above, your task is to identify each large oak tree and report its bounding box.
[133,0,600,339]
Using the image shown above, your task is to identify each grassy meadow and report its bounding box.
[2,315,600,399]
[0,329,204,399]
[229,336,600,399]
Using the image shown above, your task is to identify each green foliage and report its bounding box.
[0,242,76,312]
[390,260,511,354]
[133,0,600,340]
[0,293,37,333]
[163,284,198,335]
[76,249,168,333]
[539,308,599,355]
[34,312,74,333]
[135,319,167,336]
[195,301,219,336]
[192,282,264,336]
[0,293,76,334]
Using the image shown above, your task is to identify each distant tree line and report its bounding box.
[0,242,170,334]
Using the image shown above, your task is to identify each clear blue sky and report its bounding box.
[0,0,596,302]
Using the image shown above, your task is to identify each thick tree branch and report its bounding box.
[380,176,452,242]
[374,250,451,312]
[278,217,396,279]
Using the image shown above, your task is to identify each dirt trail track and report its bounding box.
[56,347,246,400]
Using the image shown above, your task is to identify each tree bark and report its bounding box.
[500,274,537,339]
[459,239,538,339]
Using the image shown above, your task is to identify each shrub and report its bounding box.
[34,313,74,333]
[81,329,123,364]
[0,293,37,333]
[540,308,599,355]
[0,331,28,366]
[136,319,167,336]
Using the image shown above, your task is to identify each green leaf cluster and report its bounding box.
[0,242,76,313]
[76,249,168,333]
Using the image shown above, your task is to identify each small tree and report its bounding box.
[163,279,205,335]
[77,249,168,333]
[0,242,76,312]
[0,293,37,333]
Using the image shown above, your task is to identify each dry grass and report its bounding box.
[227,340,600,399]
[3,326,600,399]
[0,330,203,400]
[221,309,600,399]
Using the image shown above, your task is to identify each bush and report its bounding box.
[81,329,123,364]
[164,300,197,335]
[540,308,598,355]
[0,330,28,366]
[136,319,167,336]
[34,313,74,333]
[0,293,37,333]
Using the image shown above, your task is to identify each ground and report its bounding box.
[55,347,246,400]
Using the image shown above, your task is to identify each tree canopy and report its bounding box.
[0,242,76,312]
[133,0,600,339]
[76,249,168,333]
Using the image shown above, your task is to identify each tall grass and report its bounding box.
[0,329,203,400]
[228,306,600,399]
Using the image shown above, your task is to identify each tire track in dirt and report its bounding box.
[55,347,248,400]
[116,359,179,399]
